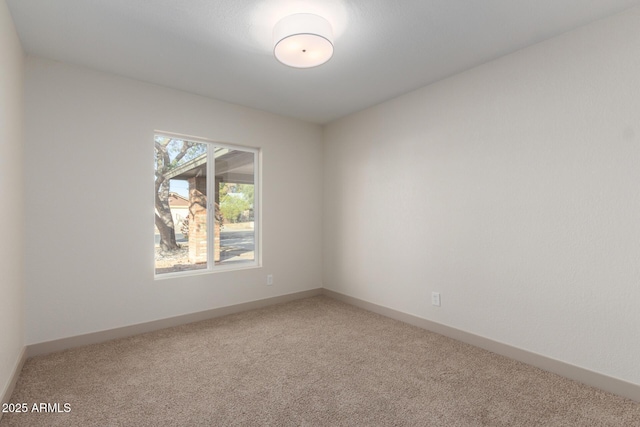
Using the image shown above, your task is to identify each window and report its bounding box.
[154,133,259,277]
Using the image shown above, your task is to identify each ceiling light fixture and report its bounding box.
[273,13,334,68]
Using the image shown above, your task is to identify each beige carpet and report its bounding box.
[2,296,638,426]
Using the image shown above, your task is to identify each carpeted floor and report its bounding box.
[2,296,639,426]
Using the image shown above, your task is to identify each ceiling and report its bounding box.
[7,0,640,124]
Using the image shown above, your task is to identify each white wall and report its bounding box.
[324,7,640,385]
[24,57,323,345]
[0,0,25,401]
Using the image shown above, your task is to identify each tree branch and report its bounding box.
[171,140,193,166]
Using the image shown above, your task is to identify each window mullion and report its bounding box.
[207,146,215,270]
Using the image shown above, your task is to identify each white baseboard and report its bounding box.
[0,346,27,421]
[27,288,323,358]
[322,288,640,403]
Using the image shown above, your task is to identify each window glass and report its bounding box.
[154,135,258,277]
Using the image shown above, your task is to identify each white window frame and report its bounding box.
[154,131,261,279]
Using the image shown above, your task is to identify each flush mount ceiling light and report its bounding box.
[273,13,334,68]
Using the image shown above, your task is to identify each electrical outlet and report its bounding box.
[267,274,273,285]
[431,292,441,307]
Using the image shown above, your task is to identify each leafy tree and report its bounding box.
[219,183,254,223]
